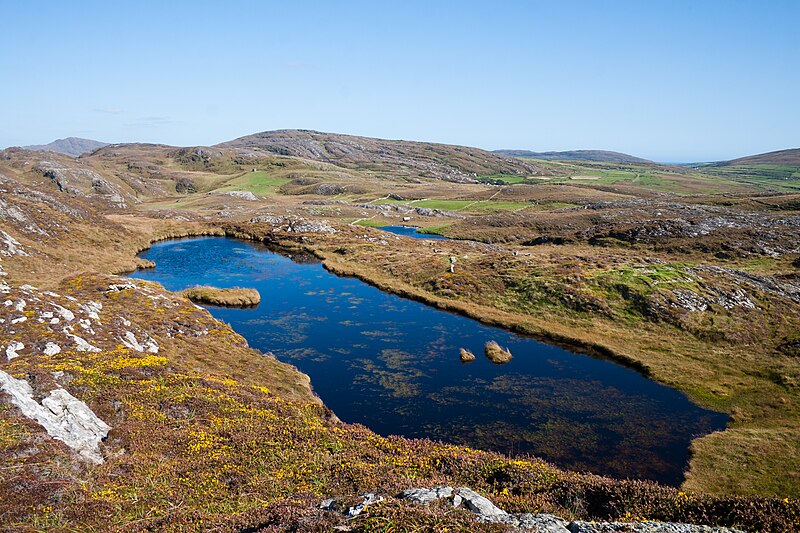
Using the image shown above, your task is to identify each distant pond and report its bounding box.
[377,226,450,240]
[130,237,727,485]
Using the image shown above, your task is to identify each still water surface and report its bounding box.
[378,226,449,240]
[131,237,727,485]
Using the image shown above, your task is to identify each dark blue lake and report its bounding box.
[130,237,727,485]
[378,226,449,240]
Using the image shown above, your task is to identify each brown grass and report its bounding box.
[459,347,476,363]
[484,341,513,364]
[181,285,261,307]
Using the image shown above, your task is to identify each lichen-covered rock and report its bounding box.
[400,486,454,504]
[0,370,111,463]
[224,190,259,201]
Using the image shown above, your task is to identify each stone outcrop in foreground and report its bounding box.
[321,487,746,532]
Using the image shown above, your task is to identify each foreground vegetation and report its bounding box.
[0,274,796,531]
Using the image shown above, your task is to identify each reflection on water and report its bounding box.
[131,237,728,485]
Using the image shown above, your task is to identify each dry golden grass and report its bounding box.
[181,285,261,307]
[459,347,476,362]
[484,341,513,364]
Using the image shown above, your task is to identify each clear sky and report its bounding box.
[1,1,797,162]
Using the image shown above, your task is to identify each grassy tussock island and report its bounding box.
[181,285,261,307]
[484,340,513,364]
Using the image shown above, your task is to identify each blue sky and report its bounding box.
[1,1,797,162]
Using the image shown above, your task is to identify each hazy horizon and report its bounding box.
[1,1,798,162]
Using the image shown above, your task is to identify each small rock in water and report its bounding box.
[484,340,512,364]
[459,347,476,363]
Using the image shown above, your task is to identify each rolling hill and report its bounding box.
[494,149,652,164]
[725,148,800,166]
[216,129,540,181]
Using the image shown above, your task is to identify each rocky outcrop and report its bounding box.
[175,177,197,194]
[0,370,111,463]
[217,129,540,182]
[223,190,259,201]
[249,215,337,234]
[389,486,745,532]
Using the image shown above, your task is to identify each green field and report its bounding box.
[700,164,800,193]
[216,171,290,195]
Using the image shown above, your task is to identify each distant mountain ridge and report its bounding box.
[23,137,109,157]
[724,148,800,166]
[494,149,653,164]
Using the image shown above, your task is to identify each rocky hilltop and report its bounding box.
[217,129,541,182]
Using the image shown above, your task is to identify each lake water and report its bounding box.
[378,226,449,240]
[130,237,728,485]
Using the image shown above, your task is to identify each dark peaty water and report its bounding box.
[130,237,728,485]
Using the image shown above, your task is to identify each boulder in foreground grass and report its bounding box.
[181,285,261,307]
[484,340,512,364]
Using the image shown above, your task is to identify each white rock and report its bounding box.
[0,370,111,463]
[11,316,27,324]
[120,331,145,352]
[346,493,384,517]
[224,190,258,201]
[455,487,507,519]
[401,486,454,504]
[78,318,94,333]
[0,230,28,256]
[66,334,101,353]
[5,341,24,360]
[144,334,159,354]
[14,299,26,311]
[52,304,75,322]
[80,301,102,321]
[43,342,62,356]
[106,283,136,293]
